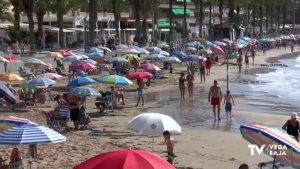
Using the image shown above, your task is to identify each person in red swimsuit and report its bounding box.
[205,57,213,76]
[208,80,222,121]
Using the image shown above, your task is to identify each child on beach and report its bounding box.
[223,90,235,120]
[136,87,144,106]
[163,131,176,158]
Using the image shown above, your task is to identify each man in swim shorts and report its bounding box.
[208,80,222,121]
[223,90,235,120]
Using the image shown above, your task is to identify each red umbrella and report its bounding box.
[128,72,153,80]
[57,49,74,56]
[3,55,20,62]
[73,149,175,169]
[138,63,161,72]
[70,62,96,71]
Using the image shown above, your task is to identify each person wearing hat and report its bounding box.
[282,112,300,141]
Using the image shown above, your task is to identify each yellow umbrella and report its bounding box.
[47,52,63,58]
[98,46,112,52]
[0,73,23,81]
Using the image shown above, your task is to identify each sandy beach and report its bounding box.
[0,46,299,169]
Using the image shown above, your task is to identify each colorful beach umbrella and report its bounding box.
[57,49,74,56]
[67,77,96,87]
[127,72,153,80]
[77,59,97,65]
[3,55,20,62]
[130,46,150,54]
[35,73,63,80]
[70,86,101,97]
[184,55,204,62]
[199,49,213,55]
[70,62,96,71]
[24,58,48,69]
[144,54,166,60]
[26,78,55,88]
[0,57,9,62]
[0,116,36,132]
[98,46,112,52]
[122,54,139,61]
[109,57,128,63]
[0,82,16,104]
[138,63,161,72]
[63,55,87,63]
[73,149,175,169]
[211,46,226,55]
[0,73,23,81]
[117,48,140,54]
[47,52,63,58]
[95,75,133,85]
[152,50,170,56]
[162,56,182,63]
[128,113,182,136]
[186,47,197,51]
[240,124,300,168]
[0,123,66,145]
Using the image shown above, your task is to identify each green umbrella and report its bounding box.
[95,75,133,85]
[24,58,48,69]
[122,54,139,61]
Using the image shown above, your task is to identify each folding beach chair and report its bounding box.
[44,111,61,131]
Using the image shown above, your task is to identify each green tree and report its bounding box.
[111,0,129,43]
[183,0,188,38]
[131,0,141,44]
[88,0,98,47]
[9,0,21,30]
[22,0,35,51]
[35,0,50,49]
[206,0,217,40]
[218,0,224,38]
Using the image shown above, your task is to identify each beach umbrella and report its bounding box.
[127,72,153,80]
[152,50,170,56]
[87,50,104,58]
[0,57,9,62]
[0,123,66,145]
[24,58,48,69]
[116,48,140,54]
[63,55,86,63]
[0,82,16,104]
[98,46,112,52]
[89,47,104,54]
[116,44,128,49]
[214,41,227,47]
[26,78,55,88]
[67,77,96,87]
[95,75,133,85]
[3,55,20,62]
[122,54,139,61]
[70,62,96,71]
[128,113,181,136]
[240,124,300,168]
[73,149,175,169]
[138,63,161,72]
[47,52,63,59]
[57,49,74,56]
[35,73,63,80]
[0,116,36,132]
[144,47,161,53]
[145,54,166,60]
[76,59,97,65]
[184,55,204,62]
[186,47,197,51]
[202,40,214,48]
[211,46,226,55]
[70,86,101,97]
[109,57,128,63]
[199,49,213,55]
[130,46,150,54]
[162,56,182,63]
[0,73,23,81]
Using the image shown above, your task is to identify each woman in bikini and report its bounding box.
[179,72,186,100]
[186,71,194,97]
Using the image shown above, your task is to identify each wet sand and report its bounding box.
[0,47,299,169]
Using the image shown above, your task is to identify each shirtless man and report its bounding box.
[223,90,235,119]
[208,80,222,121]
[163,130,175,157]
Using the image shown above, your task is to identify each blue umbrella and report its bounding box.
[25,78,55,88]
[0,123,66,145]
[88,47,104,54]
[70,86,101,97]
[0,82,16,104]
[67,77,96,87]
[184,55,204,62]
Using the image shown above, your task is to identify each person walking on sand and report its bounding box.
[199,63,205,83]
[208,80,222,121]
[223,90,235,120]
[163,130,176,157]
[291,43,294,54]
[251,49,256,64]
[186,71,194,97]
[205,57,213,76]
[282,112,300,141]
[136,86,144,106]
[244,52,249,73]
[179,72,186,100]
[237,55,243,73]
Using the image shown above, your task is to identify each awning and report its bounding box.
[157,21,176,28]
[176,0,192,2]
[172,8,194,16]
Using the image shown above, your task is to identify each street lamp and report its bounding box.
[84,17,88,52]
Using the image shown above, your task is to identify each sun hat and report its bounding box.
[291,112,298,119]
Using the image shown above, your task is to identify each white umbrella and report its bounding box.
[63,55,85,62]
[162,56,182,63]
[130,46,150,54]
[109,57,128,63]
[128,113,181,136]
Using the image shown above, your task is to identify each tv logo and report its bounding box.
[248,144,287,156]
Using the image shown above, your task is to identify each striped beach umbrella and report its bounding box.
[26,78,55,88]
[95,75,133,85]
[0,116,36,132]
[240,124,300,168]
[35,73,63,80]
[0,73,23,81]
[70,86,101,97]
[0,124,66,145]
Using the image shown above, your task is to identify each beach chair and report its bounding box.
[44,111,61,131]
[105,93,114,112]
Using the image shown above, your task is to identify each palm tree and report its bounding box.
[111,0,129,44]
[9,0,21,30]
[130,0,141,44]
[169,0,174,42]
[183,0,188,39]
[258,0,263,34]
[218,0,224,39]
[35,0,50,49]
[22,0,35,51]
[206,0,217,40]
[199,0,204,38]
[88,0,98,47]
